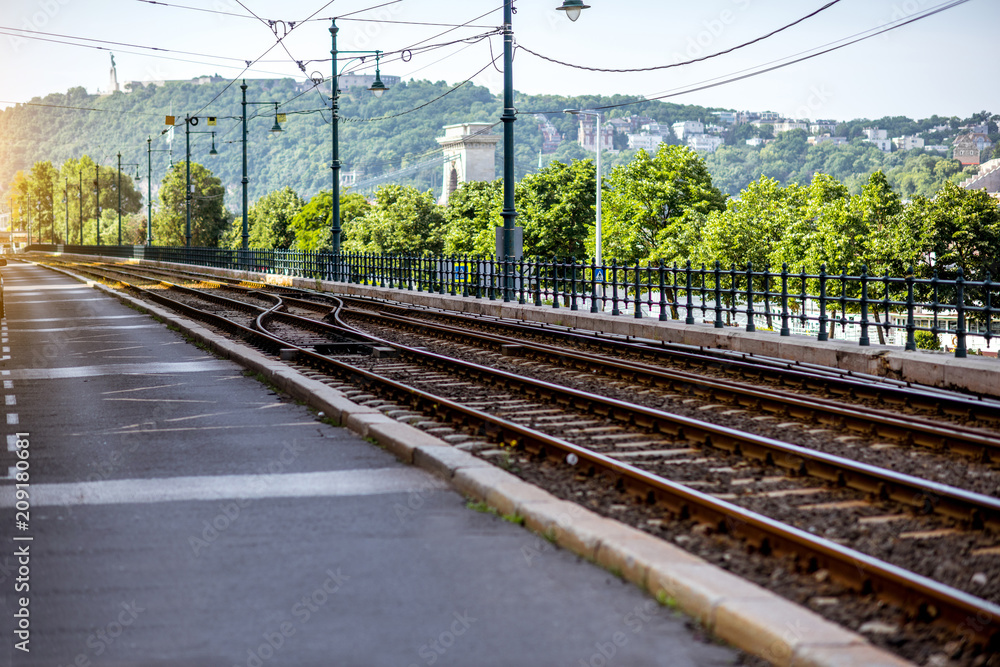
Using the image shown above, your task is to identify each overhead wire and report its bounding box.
[519,0,972,115]
[518,0,844,74]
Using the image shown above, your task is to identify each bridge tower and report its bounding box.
[436,122,500,205]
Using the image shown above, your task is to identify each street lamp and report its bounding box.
[147,132,173,246]
[239,83,288,256]
[118,152,141,246]
[563,109,602,267]
[63,179,69,245]
[329,19,390,270]
[556,0,591,22]
[497,1,590,301]
[181,116,219,247]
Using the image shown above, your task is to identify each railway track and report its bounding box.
[42,258,1000,661]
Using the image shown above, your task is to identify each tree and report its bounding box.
[343,185,445,255]
[517,159,596,259]
[910,181,1000,282]
[442,180,501,256]
[152,162,229,247]
[601,145,727,265]
[289,191,370,252]
[225,186,304,250]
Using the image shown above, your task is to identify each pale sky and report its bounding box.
[0,0,995,122]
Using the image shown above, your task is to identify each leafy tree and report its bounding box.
[152,162,229,247]
[517,159,596,259]
[442,180,501,256]
[225,186,304,249]
[343,185,444,255]
[909,181,1000,282]
[601,145,727,265]
[289,191,370,252]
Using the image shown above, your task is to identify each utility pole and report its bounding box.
[241,81,249,255]
[330,20,341,268]
[95,164,101,246]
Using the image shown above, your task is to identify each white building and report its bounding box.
[809,120,838,134]
[713,111,738,125]
[773,120,808,134]
[627,134,664,151]
[863,128,891,152]
[687,134,724,153]
[892,135,925,151]
[577,118,615,153]
[672,120,704,142]
[436,122,500,204]
[925,145,949,153]
[808,135,848,146]
[746,137,765,147]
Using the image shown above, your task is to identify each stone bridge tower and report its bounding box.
[436,122,500,204]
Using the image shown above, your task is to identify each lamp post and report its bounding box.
[64,178,69,245]
[181,116,219,247]
[117,152,141,246]
[239,82,285,258]
[78,170,83,245]
[329,19,389,274]
[563,109,602,267]
[147,132,172,246]
[94,164,101,246]
[496,1,590,300]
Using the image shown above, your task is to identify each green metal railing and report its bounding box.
[28,244,998,359]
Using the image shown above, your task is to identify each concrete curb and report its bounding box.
[38,260,914,666]
[30,251,999,399]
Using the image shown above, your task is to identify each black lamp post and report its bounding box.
[239,82,286,258]
[329,19,389,274]
[147,132,172,246]
[118,152,141,246]
[181,116,219,247]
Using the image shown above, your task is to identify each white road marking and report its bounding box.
[6,315,145,323]
[8,325,159,333]
[0,468,447,507]
[6,413,18,425]
[3,381,12,389]
[5,395,15,406]
[5,285,92,292]
[13,298,106,304]
[6,435,16,452]
[7,360,233,380]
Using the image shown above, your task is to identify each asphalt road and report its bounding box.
[0,261,741,667]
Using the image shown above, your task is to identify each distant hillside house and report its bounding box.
[809,120,838,134]
[687,134,723,153]
[953,134,981,166]
[671,121,704,142]
[863,127,891,152]
[627,133,664,151]
[773,120,808,134]
[577,118,614,153]
[892,135,924,151]
[960,158,1000,194]
[808,135,848,146]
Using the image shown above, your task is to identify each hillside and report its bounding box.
[0,77,995,209]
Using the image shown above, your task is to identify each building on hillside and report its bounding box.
[577,117,615,153]
[436,122,500,204]
[704,123,726,135]
[627,116,656,132]
[671,120,704,142]
[713,111,738,125]
[862,127,891,152]
[608,117,631,134]
[687,134,724,153]
[746,137,765,147]
[925,145,949,153]
[773,120,808,134]
[953,134,981,166]
[535,115,562,153]
[892,135,925,151]
[627,133,664,151]
[960,158,1000,194]
[808,134,848,146]
[809,120,838,134]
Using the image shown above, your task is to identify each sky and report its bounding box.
[0,0,996,123]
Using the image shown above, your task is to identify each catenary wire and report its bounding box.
[518,0,843,74]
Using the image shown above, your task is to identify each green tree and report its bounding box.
[152,162,229,247]
[517,159,596,259]
[442,180,501,256]
[343,185,445,255]
[601,145,727,265]
[225,186,304,250]
[289,191,371,252]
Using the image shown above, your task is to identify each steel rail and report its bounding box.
[332,294,1000,421]
[105,274,1000,645]
[347,308,1000,462]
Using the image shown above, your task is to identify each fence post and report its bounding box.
[590,258,599,313]
[955,267,967,358]
[519,256,526,305]
[984,271,994,351]
[551,256,560,309]
[859,265,870,347]
[713,261,723,328]
[685,260,694,324]
[905,265,916,351]
[570,257,579,311]
[744,261,755,332]
[611,259,620,316]
[634,261,643,319]
[659,260,668,322]
[534,257,542,307]
[780,263,790,337]
[818,264,828,342]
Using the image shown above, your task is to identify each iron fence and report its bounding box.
[26,244,998,359]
